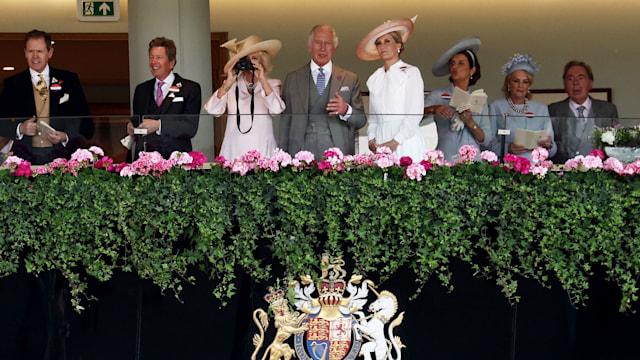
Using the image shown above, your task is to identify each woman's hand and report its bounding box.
[508,142,527,155]
[368,139,377,153]
[433,105,453,119]
[537,136,553,149]
[379,139,399,152]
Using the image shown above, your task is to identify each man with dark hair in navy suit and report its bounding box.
[0,29,91,165]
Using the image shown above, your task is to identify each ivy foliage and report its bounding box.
[0,164,638,312]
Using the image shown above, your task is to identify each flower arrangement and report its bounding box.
[592,124,640,149]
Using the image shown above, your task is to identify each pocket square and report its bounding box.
[340,86,350,92]
[59,93,69,104]
[172,97,184,102]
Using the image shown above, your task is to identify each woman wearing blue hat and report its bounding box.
[424,37,491,162]
[489,54,556,161]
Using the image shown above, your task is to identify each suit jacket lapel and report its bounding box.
[158,74,181,114]
[328,65,345,100]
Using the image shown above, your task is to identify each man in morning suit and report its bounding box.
[549,60,618,163]
[0,29,90,165]
[128,37,201,160]
[279,25,366,160]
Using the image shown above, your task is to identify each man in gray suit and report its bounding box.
[279,24,366,160]
[549,60,618,163]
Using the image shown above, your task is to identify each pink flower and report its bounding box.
[604,157,624,173]
[458,145,479,162]
[242,149,262,163]
[564,158,579,169]
[504,154,518,163]
[115,162,128,173]
[376,146,392,155]
[294,151,315,164]
[399,156,413,166]
[589,149,605,160]
[317,160,332,170]
[231,160,251,175]
[14,161,32,177]
[94,156,115,171]
[71,148,93,164]
[3,155,23,169]
[479,150,498,163]
[272,148,292,167]
[353,153,373,166]
[405,163,426,181]
[169,151,193,166]
[35,167,50,176]
[420,159,433,170]
[119,165,134,177]
[513,157,531,174]
[531,164,548,178]
[423,150,445,166]
[188,151,207,168]
[531,147,549,164]
[214,156,226,164]
[581,155,603,170]
[88,146,105,158]
[375,156,394,169]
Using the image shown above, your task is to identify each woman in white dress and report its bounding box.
[489,54,556,161]
[204,35,285,160]
[356,16,435,162]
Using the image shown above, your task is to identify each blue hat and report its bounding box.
[432,36,481,77]
[500,53,540,75]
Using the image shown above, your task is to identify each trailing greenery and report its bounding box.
[0,164,639,312]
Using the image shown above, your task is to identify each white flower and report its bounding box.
[601,131,616,145]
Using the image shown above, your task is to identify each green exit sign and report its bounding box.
[77,0,120,21]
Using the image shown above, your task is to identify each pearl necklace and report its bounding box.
[507,97,528,114]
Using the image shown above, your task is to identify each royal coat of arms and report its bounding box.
[251,254,405,360]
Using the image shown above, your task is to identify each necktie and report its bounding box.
[316,68,325,95]
[576,105,586,136]
[36,74,48,101]
[156,81,165,107]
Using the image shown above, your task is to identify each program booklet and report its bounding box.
[449,87,488,113]
[38,121,57,136]
[514,129,549,150]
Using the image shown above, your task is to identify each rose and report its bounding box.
[601,130,616,145]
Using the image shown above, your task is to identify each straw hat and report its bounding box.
[221,35,282,74]
[355,16,417,61]
[432,36,481,77]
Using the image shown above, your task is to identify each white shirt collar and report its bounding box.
[156,71,175,88]
[310,60,332,75]
[29,65,50,86]
[569,97,592,118]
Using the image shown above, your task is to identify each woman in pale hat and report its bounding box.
[489,54,555,161]
[356,16,435,162]
[424,37,491,162]
[204,35,285,160]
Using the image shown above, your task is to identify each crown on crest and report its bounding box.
[264,287,285,305]
[318,253,347,306]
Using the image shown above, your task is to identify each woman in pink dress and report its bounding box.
[204,35,285,160]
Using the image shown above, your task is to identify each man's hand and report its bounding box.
[46,131,67,145]
[326,92,347,116]
[19,116,37,136]
[132,119,161,136]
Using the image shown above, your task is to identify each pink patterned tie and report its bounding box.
[156,81,165,107]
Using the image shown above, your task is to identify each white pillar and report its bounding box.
[128,0,214,159]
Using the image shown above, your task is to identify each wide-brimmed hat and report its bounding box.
[500,53,540,75]
[222,35,282,74]
[355,16,417,61]
[432,36,481,77]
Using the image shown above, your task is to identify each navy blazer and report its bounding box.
[0,68,90,163]
[131,73,201,159]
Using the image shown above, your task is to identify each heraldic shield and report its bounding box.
[251,253,405,360]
